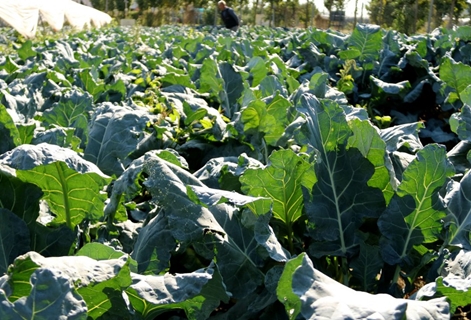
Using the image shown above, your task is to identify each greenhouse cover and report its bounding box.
[0,0,112,38]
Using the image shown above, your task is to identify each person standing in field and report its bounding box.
[218,1,239,31]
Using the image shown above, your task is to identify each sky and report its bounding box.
[308,0,370,17]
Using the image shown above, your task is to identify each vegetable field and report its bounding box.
[2,23,471,319]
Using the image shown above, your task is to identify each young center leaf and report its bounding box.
[240,148,316,252]
[379,144,454,266]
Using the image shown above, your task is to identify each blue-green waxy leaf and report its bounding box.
[0,143,111,229]
[0,209,30,275]
[257,75,288,98]
[0,268,87,320]
[379,144,454,266]
[299,94,385,257]
[123,152,284,296]
[450,105,471,141]
[277,253,449,320]
[444,170,471,249]
[5,251,131,320]
[32,126,82,152]
[41,89,93,145]
[119,153,206,274]
[84,102,158,176]
[193,154,264,190]
[380,122,425,153]
[414,250,471,313]
[127,265,229,320]
[350,241,383,292]
[199,60,243,118]
[369,76,411,108]
[206,205,268,298]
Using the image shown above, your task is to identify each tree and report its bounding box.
[300,0,318,28]
[434,0,468,29]
[368,0,469,34]
[324,0,345,28]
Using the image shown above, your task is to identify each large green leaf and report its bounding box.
[0,143,111,229]
[277,253,450,320]
[379,144,454,266]
[0,164,75,257]
[440,56,471,106]
[246,56,268,87]
[0,103,21,154]
[77,68,105,102]
[17,40,37,61]
[0,164,42,226]
[0,268,87,320]
[299,94,386,257]
[339,24,383,62]
[348,118,395,204]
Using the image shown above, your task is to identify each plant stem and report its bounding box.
[341,256,349,286]
[391,264,402,289]
[287,222,294,255]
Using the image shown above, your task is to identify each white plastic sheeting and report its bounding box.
[0,0,112,38]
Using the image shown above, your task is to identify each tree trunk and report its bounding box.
[448,0,455,29]
[427,0,434,33]
[252,0,259,25]
[353,0,358,29]
[413,0,418,34]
